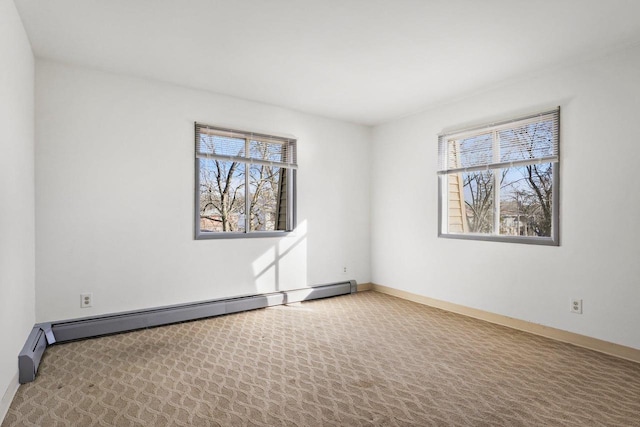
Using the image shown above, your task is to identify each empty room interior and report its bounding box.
[2,0,640,425]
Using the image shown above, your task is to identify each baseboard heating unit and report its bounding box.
[19,280,357,384]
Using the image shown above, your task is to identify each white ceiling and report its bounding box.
[14,0,640,125]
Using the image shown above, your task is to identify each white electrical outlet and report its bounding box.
[570,298,582,314]
[81,293,93,308]
[342,266,347,274]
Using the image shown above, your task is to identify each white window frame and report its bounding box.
[437,108,560,246]
[194,123,297,239]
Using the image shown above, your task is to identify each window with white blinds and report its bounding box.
[437,108,559,245]
[195,123,297,238]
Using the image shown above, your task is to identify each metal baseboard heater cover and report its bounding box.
[19,281,357,384]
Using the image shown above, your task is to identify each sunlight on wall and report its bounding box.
[252,220,308,293]
[252,246,276,293]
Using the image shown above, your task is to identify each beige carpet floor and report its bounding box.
[3,291,640,426]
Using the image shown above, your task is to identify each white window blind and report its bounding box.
[438,108,559,175]
[196,123,297,170]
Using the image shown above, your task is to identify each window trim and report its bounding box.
[194,123,297,240]
[437,108,560,246]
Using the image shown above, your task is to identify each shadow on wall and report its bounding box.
[252,220,308,293]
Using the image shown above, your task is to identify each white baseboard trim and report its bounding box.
[357,282,372,292]
[371,283,640,364]
[0,372,19,425]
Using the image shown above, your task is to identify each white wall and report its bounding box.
[371,43,640,350]
[0,0,35,419]
[35,60,371,322]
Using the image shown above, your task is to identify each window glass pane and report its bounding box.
[446,173,467,233]
[199,159,246,232]
[499,164,553,237]
[438,109,558,244]
[249,164,283,231]
[195,124,297,238]
[462,170,495,233]
[499,119,555,162]
[447,171,495,234]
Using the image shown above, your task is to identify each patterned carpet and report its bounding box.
[3,291,640,426]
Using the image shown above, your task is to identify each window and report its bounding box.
[195,123,297,239]
[438,108,559,245]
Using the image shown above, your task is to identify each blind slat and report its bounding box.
[436,155,558,175]
[196,152,298,170]
[438,108,559,173]
[195,123,297,169]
